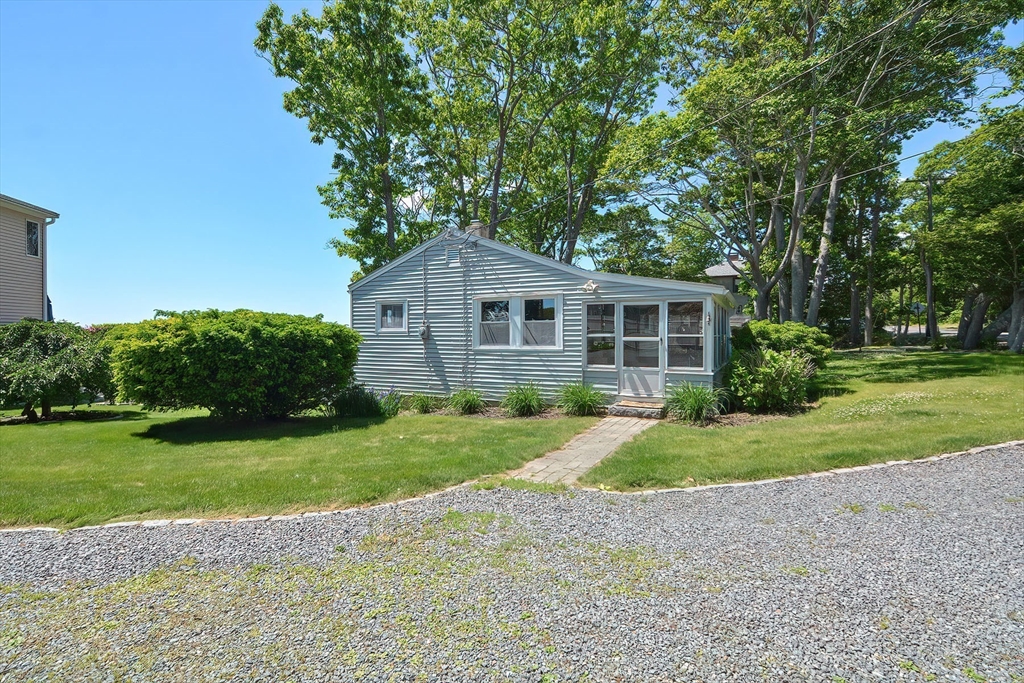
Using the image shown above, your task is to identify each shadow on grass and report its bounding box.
[830,350,1023,384]
[133,415,387,445]
[1,410,150,426]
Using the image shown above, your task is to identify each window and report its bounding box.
[523,298,556,346]
[586,303,615,366]
[379,302,406,331]
[26,221,39,257]
[667,301,703,368]
[479,300,510,346]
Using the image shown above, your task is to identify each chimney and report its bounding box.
[466,218,488,239]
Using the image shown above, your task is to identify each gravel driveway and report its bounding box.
[2,445,1022,682]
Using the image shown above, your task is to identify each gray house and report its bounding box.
[349,223,734,402]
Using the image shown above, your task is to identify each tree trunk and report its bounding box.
[981,306,1012,340]
[776,206,791,322]
[963,294,992,350]
[849,281,861,347]
[864,189,881,346]
[41,398,52,419]
[806,169,843,327]
[920,248,939,341]
[957,291,977,343]
[896,280,905,339]
[21,402,38,423]
[1008,287,1024,353]
[754,288,770,320]
[791,244,808,323]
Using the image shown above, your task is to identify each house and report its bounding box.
[349,222,735,402]
[704,255,750,327]
[0,194,60,324]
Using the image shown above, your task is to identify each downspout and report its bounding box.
[42,217,56,321]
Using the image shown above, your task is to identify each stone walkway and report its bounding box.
[514,416,658,484]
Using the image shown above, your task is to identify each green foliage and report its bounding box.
[0,321,111,417]
[556,382,606,416]
[333,385,402,418]
[665,382,727,425]
[447,388,484,415]
[407,393,439,414]
[732,320,832,371]
[111,310,361,420]
[500,383,545,417]
[729,348,814,412]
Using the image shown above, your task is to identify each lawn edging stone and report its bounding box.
[2,439,1020,535]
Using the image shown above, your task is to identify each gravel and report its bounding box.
[2,445,1022,682]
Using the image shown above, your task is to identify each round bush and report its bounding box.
[732,320,832,372]
[728,348,813,413]
[111,309,361,419]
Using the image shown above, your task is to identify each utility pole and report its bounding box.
[908,175,942,342]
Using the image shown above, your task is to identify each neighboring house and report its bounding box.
[350,222,735,401]
[704,255,750,327]
[0,194,60,324]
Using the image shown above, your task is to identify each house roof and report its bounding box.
[704,259,745,278]
[0,194,60,220]
[348,229,729,295]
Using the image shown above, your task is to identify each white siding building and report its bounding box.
[350,224,734,402]
[0,195,60,324]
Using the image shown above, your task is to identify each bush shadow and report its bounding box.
[133,415,387,445]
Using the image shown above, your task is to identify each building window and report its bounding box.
[667,301,703,369]
[479,300,510,346]
[379,302,406,332]
[586,303,615,366]
[26,221,39,257]
[523,298,556,346]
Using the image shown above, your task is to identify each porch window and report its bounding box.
[379,302,406,332]
[667,301,704,369]
[479,300,511,346]
[523,298,556,346]
[586,303,615,366]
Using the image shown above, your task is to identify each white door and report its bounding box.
[620,303,663,397]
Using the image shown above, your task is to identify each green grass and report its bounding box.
[0,407,595,528]
[582,350,1023,491]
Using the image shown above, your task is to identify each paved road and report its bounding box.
[2,446,1022,682]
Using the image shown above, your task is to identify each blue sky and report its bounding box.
[0,1,1019,326]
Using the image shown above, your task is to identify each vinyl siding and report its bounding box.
[0,206,45,323]
[351,234,721,401]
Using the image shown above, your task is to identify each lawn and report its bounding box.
[0,409,596,528]
[581,350,1024,491]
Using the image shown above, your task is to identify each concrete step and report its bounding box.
[608,401,665,419]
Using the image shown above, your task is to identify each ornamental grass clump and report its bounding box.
[447,388,485,415]
[728,348,814,413]
[500,383,545,417]
[408,393,439,414]
[555,382,605,416]
[332,385,402,418]
[665,382,727,425]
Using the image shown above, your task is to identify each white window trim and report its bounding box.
[472,293,562,351]
[26,220,40,258]
[666,300,705,371]
[585,301,616,368]
[376,300,408,333]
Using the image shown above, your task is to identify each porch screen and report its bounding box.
[586,304,615,366]
[668,301,704,369]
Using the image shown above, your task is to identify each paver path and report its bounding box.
[514,415,657,484]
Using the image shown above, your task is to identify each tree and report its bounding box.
[256,0,430,278]
[580,205,670,278]
[0,321,110,421]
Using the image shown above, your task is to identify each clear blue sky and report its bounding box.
[1,1,1019,326]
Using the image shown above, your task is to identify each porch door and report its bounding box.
[620,303,663,397]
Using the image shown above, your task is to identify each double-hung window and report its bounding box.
[586,303,615,366]
[479,299,511,346]
[523,298,556,346]
[667,301,704,369]
[378,302,407,332]
[26,221,39,257]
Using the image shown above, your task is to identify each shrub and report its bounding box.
[408,393,439,414]
[447,388,484,415]
[732,320,832,371]
[665,382,727,425]
[332,385,401,418]
[111,309,361,420]
[555,382,606,416]
[728,348,814,413]
[0,320,111,420]
[500,383,545,417]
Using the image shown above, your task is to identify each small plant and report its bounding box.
[447,388,484,415]
[555,382,605,416]
[332,384,401,418]
[408,393,438,414]
[728,348,814,412]
[665,382,727,425]
[500,383,545,417]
